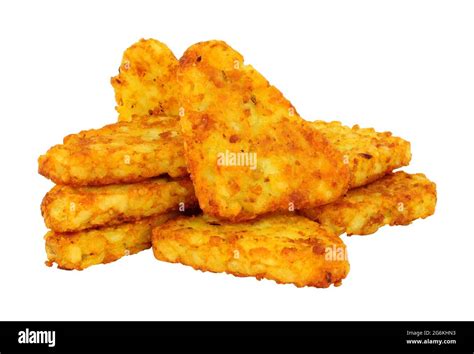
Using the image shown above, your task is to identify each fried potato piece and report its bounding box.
[41,177,197,232]
[45,212,178,270]
[152,214,349,288]
[38,116,187,186]
[301,172,436,235]
[312,121,411,188]
[178,41,350,221]
[111,39,180,121]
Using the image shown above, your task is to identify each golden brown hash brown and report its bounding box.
[38,116,187,186]
[152,214,349,288]
[41,177,197,232]
[301,172,436,236]
[45,212,178,270]
[312,121,411,188]
[177,41,350,221]
[111,39,180,121]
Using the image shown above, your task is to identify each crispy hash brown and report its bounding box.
[152,214,349,288]
[111,39,180,121]
[45,212,178,270]
[41,177,197,232]
[301,172,436,235]
[178,41,350,221]
[38,116,187,186]
[312,121,411,188]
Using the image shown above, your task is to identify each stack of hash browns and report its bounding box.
[38,39,436,287]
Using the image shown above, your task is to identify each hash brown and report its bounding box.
[45,212,178,270]
[178,41,350,221]
[111,39,180,121]
[152,214,349,288]
[301,171,437,235]
[312,120,411,188]
[42,177,197,232]
[38,116,187,186]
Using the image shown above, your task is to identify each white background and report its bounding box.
[0,0,473,321]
